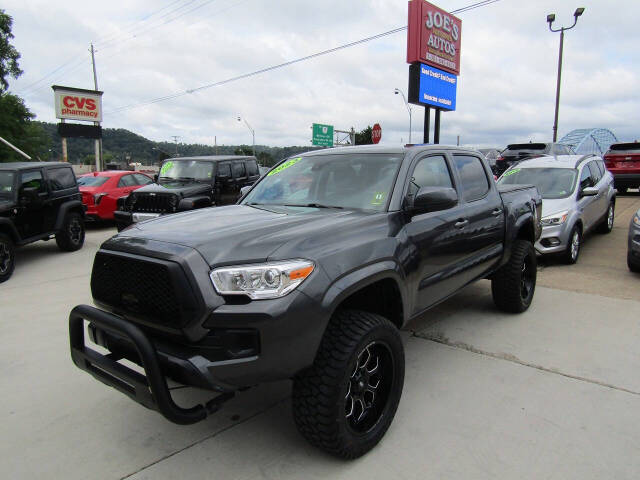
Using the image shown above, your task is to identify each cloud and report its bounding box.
[5,0,639,149]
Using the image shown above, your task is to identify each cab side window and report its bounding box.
[453,155,490,202]
[48,167,76,191]
[20,170,46,193]
[246,160,259,176]
[217,163,231,179]
[232,162,246,178]
[408,155,453,198]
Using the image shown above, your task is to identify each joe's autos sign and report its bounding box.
[407,1,462,76]
[53,85,103,122]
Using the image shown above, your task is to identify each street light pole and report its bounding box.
[237,116,255,158]
[394,88,412,144]
[547,8,585,142]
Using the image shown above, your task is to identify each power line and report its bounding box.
[107,0,501,115]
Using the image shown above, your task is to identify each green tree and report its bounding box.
[0,93,50,161]
[355,126,374,145]
[0,10,22,92]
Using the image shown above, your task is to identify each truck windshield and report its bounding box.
[499,167,577,199]
[158,160,214,181]
[242,153,403,211]
[0,171,15,199]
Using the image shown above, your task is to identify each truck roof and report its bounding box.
[0,161,72,171]
[301,144,481,157]
[162,156,256,162]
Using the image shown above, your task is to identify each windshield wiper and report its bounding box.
[283,203,344,209]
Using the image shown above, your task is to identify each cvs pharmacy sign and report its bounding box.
[53,85,103,122]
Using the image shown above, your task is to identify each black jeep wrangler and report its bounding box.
[0,162,85,283]
[70,145,541,458]
[114,156,260,231]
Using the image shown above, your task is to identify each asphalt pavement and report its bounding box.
[1,194,639,479]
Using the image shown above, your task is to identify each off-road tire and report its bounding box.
[562,225,581,264]
[0,233,15,283]
[491,239,537,313]
[292,309,404,459]
[628,253,640,273]
[596,202,615,234]
[56,212,85,252]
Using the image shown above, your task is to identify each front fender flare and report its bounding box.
[320,260,410,327]
[0,218,20,243]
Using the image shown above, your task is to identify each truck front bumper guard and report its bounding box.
[69,304,233,425]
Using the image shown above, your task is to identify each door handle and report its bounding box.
[492,209,503,216]
[454,219,468,228]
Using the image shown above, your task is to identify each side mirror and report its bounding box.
[581,186,598,197]
[408,186,458,214]
[153,174,159,183]
[239,185,251,197]
[19,186,41,207]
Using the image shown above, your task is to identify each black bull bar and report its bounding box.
[69,304,233,425]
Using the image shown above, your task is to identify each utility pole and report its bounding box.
[89,42,102,171]
[214,136,218,155]
[171,136,180,156]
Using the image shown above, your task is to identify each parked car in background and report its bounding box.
[494,142,575,176]
[628,207,640,272]
[603,142,640,194]
[114,155,260,231]
[0,162,85,283]
[78,171,153,221]
[498,154,615,264]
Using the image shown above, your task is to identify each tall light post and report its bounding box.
[237,116,255,157]
[394,88,412,144]
[547,7,585,142]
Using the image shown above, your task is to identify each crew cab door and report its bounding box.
[403,153,470,313]
[449,153,505,285]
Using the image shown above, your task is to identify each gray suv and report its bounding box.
[499,154,615,263]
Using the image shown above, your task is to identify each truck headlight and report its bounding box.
[541,211,569,226]
[633,214,640,227]
[210,260,314,299]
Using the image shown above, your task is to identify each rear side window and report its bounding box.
[133,174,153,185]
[48,167,76,191]
[118,175,137,188]
[232,162,246,178]
[217,163,231,178]
[20,170,46,193]
[246,160,259,176]
[452,155,490,202]
[408,155,453,197]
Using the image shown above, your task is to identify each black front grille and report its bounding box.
[91,251,200,329]
[131,193,176,213]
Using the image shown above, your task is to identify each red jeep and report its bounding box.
[603,142,640,193]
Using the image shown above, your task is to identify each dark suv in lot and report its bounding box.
[114,156,260,230]
[0,162,85,282]
[494,142,575,176]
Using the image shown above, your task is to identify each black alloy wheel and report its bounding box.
[0,234,15,283]
[344,341,394,434]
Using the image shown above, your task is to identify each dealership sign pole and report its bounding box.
[52,85,103,165]
[406,0,461,144]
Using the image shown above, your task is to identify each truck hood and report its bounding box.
[134,181,212,198]
[113,204,386,266]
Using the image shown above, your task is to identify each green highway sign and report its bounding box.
[312,123,334,147]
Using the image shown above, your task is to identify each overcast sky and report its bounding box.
[5,0,639,150]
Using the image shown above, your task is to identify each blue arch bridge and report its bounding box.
[558,128,618,155]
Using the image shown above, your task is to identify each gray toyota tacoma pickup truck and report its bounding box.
[69,145,541,458]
